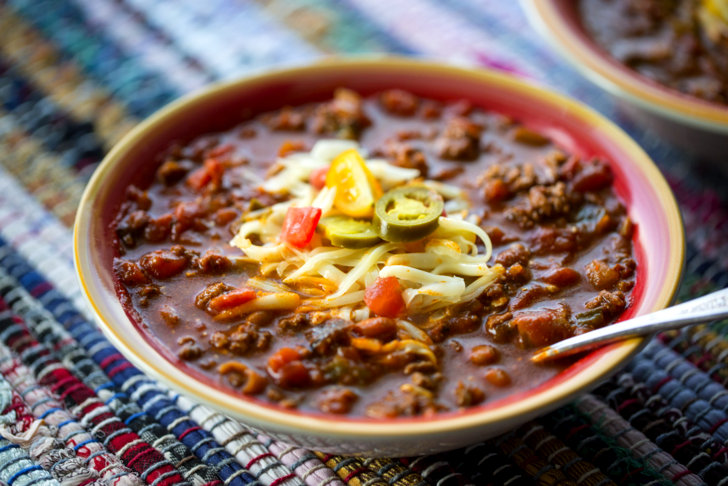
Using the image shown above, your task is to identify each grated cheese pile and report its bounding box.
[230,140,502,322]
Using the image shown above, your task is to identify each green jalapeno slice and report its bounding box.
[373,186,444,242]
[319,216,382,248]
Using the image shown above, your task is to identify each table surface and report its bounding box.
[0,1,727,485]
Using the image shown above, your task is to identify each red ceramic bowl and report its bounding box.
[525,0,728,160]
[75,58,684,456]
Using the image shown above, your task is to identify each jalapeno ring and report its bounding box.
[373,186,444,242]
[319,216,382,248]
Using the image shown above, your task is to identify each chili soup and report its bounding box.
[112,89,636,418]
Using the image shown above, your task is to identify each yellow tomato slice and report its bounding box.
[325,149,382,218]
[704,0,728,20]
[700,0,728,40]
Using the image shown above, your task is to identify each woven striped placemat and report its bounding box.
[0,1,726,485]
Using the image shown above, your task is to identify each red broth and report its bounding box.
[112,90,635,418]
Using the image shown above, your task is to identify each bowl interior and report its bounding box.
[75,59,683,443]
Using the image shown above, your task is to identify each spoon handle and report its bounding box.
[531,288,728,363]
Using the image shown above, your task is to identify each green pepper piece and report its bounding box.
[319,216,382,248]
[373,186,444,242]
[575,308,604,329]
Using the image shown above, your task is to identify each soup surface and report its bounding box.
[581,0,728,105]
[113,89,635,418]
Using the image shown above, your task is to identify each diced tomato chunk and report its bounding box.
[207,288,256,313]
[364,277,406,318]
[280,206,322,248]
[512,305,570,347]
[573,160,612,192]
[267,347,303,373]
[187,158,224,191]
[173,201,201,235]
[484,179,511,203]
[277,361,311,388]
[267,346,311,387]
[561,158,612,192]
[187,168,211,190]
[309,166,329,190]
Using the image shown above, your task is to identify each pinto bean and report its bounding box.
[484,368,511,387]
[214,208,238,226]
[139,249,188,279]
[469,345,499,366]
[246,311,273,327]
[353,317,398,341]
[512,126,550,146]
[541,267,581,288]
[495,243,531,267]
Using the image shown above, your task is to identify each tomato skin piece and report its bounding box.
[280,207,322,248]
[364,277,406,318]
[207,288,256,313]
[309,166,329,190]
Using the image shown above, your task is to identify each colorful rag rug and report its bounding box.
[0,0,727,485]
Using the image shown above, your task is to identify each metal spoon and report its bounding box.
[531,288,728,363]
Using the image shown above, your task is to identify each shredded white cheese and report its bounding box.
[230,140,502,318]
